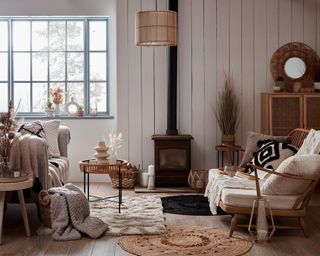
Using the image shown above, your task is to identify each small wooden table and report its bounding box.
[215,144,243,168]
[0,178,33,245]
[79,159,126,213]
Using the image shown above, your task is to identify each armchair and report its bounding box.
[206,128,320,237]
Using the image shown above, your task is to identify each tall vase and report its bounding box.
[55,104,60,116]
[0,157,11,177]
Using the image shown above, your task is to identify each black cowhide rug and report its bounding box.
[161,195,225,216]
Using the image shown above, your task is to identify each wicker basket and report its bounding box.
[188,169,209,192]
[109,164,139,189]
[38,190,52,228]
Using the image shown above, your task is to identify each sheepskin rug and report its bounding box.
[90,196,166,236]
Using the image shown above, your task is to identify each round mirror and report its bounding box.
[284,57,306,79]
[65,97,79,116]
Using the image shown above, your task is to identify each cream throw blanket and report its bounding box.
[204,169,258,214]
[44,184,108,241]
[9,133,41,179]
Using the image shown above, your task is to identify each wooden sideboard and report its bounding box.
[261,93,320,136]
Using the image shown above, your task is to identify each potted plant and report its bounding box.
[77,105,84,117]
[215,73,240,145]
[45,100,54,117]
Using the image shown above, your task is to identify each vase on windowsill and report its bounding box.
[55,104,60,116]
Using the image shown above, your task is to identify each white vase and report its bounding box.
[55,104,60,116]
[108,152,117,164]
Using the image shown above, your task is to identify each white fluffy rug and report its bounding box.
[90,196,166,236]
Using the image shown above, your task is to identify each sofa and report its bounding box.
[7,122,70,203]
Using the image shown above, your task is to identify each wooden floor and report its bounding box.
[0,182,319,256]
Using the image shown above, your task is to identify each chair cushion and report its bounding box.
[248,140,297,179]
[42,120,61,158]
[261,154,320,195]
[239,132,291,168]
[221,188,300,209]
[296,129,320,155]
[18,121,45,138]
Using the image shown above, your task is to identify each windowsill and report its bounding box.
[17,115,114,120]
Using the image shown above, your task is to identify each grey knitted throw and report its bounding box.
[48,184,108,241]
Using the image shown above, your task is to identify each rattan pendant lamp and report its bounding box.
[135,7,177,46]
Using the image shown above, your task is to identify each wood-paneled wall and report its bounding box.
[117,0,320,170]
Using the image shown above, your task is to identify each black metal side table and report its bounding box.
[215,144,243,168]
[79,159,127,213]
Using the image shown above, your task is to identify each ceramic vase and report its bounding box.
[55,104,60,116]
[94,141,109,163]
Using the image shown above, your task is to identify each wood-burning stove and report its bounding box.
[152,135,192,187]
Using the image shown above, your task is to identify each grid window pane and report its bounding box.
[90,82,106,112]
[67,53,84,81]
[32,83,48,112]
[90,52,106,81]
[49,21,66,51]
[0,83,8,112]
[67,83,84,107]
[32,21,48,51]
[32,53,48,81]
[13,53,30,81]
[14,83,30,112]
[12,21,30,51]
[67,21,84,51]
[89,21,106,51]
[49,53,65,81]
[0,53,8,81]
[0,21,8,51]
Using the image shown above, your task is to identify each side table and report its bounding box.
[79,159,126,213]
[215,144,243,168]
[0,178,33,245]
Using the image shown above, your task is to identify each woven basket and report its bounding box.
[188,169,209,192]
[38,190,52,228]
[109,164,139,189]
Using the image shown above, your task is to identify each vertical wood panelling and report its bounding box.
[128,0,142,166]
[178,0,192,134]
[279,0,292,46]
[216,0,230,144]
[141,0,156,170]
[317,0,320,54]
[191,0,205,169]
[241,0,255,141]
[117,0,320,171]
[304,0,317,49]
[254,0,267,131]
[154,0,168,134]
[266,0,279,90]
[292,0,304,42]
[204,0,217,168]
[230,0,242,145]
[116,0,129,161]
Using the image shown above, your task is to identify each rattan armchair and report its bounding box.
[218,128,320,237]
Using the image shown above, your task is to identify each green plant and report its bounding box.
[215,73,240,135]
[77,105,84,111]
[47,100,53,109]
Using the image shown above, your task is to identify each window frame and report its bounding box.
[0,16,109,117]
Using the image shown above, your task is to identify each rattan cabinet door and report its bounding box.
[304,95,320,130]
[270,95,303,136]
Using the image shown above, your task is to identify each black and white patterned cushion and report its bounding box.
[247,140,298,178]
[18,121,45,138]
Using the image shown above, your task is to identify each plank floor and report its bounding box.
[0,182,319,256]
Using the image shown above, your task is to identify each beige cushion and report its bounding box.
[296,129,320,155]
[261,154,320,195]
[42,120,61,158]
[239,132,291,168]
[221,188,300,209]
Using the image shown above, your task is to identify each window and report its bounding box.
[0,17,109,116]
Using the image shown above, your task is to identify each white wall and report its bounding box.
[117,0,320,171]
[0,0,117,182]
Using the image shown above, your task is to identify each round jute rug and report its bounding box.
[118,225,253,256]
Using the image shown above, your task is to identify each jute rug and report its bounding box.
[90,196,166,236]
[118,225,253,256]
